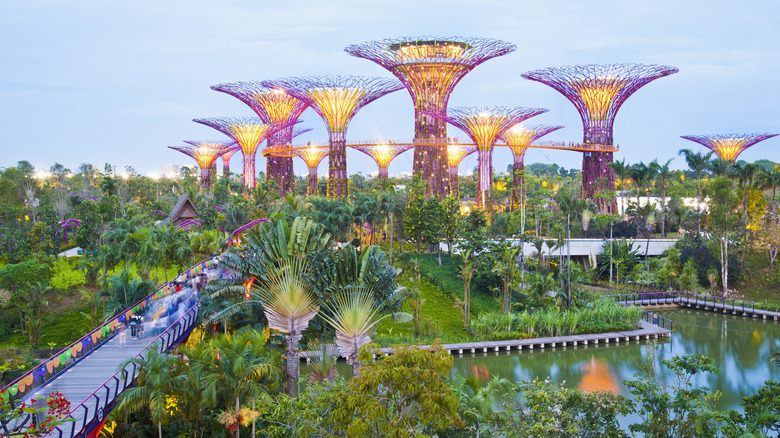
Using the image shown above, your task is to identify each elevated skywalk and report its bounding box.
[0,258,224,438]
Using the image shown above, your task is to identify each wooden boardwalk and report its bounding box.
[614,295,780,321]
[300,320,670,361]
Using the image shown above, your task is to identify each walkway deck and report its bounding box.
[611,292,780,321]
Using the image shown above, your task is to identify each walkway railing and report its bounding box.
[1,258,215,408]
[48,302,201,438]
[601,292,675,332]
[640,309,673,331]
[603,291,756,315]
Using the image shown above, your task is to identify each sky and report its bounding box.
[1,0,779,178]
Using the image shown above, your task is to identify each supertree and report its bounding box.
[345,37,516,199]
[211,82,309,195]
[446,144,477,199]
[193,117,287,190]
[501,124,564,209]
[219,145,240,178]
[350,143,413,182]
[427,106,547,212]
[522,63,678,211]
[262,76,403,199]
[293,144,329,196]
[680,133,778,163]
[169,141,234,188]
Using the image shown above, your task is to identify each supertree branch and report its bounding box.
[427,106,547,212]
[169,142,233,188]
[294,145,329,196]
[522,63,678,212]
[350,143,413,181]
[261,76,403,199]
[501,125,564,210]
[346,36,516,199]
[681,133,779,163]
[219,145,240,178]
[193,117,288,189]
[446,144,477,199]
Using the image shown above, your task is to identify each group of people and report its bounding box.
[117,315,144,348]
[173,271,209,293]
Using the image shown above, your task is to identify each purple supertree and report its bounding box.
[349,143,413,182]
[501,125,564,210]
[446,143,478,199]
[680,133,778,163]
[345,37,516,199]
[261,76,403,199]
[193,117,289,190]
[522,63,678,211]
[219,145,240,178]
[427,106,547,213]
[169,142,234,188]
[211,82,309,195]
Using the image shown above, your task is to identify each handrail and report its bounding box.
[603,291,757,314]
[1,258,216,404]
[601,292,675,332]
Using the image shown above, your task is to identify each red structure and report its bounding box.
[350,143,413,182]
[219,145,239,178]
[211,83,309,195]
[294,144,329,196]
[169,142,234,188]
[446,143,477,199]
[427,106,547,212]
[501,125,564,209]
[680,133,778,163]
[193,117,286,190]
[261,76,403,199]
[522,63,678,211]
[345,37,516,199]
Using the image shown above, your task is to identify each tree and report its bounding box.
[441,194,461,256]
[650,158,673,237]
[678,149,713,233]
[403,176,427,254]
[0,390,72,437]
[0,260,52,346]
[492,246,520,314]
[706,177,740,296]
[459,250,476,327]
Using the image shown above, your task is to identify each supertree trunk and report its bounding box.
[307,167,319,196]
[449,166,460,200]
[199,166,212,188]
[582,127,614,213]
[209,163,217,184]
[282,156,295,194]
[377,165,389,183]
[414,111,450,200]
[476,148,493,212]
[243,152,256,189]
[222,162,230,179]
[327,132,348,199]
[511,159,524,211]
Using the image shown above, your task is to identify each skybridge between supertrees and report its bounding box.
[293,144,329,196]
[680,133,779,163]
[522,63,678,212]
[220,145,239,178]
[261,76,403,199]
[446,143,477,199]
[350,142,413,182]
[211,82,310,195]
[345,37,516,199]
[426,106,547,213]
[193,117,288,190]
[501,124,564,210]
[168,141,234,188]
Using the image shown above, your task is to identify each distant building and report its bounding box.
[161,164,180,178]
[156,194,199,229]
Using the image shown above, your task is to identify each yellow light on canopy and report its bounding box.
[710,137,750,162]
[572,76,627,121]
[395,42,467,61]
[306,88,367,133]
[461,112,511,150]
[228,124,272,155]
[447,145,475,168]
[252,90,301,123]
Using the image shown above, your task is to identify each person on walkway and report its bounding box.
[138,316,145,339]
[129,317,138,340]
[118,322,127,348]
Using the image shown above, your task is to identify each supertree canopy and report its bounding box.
[211,82,309,195]
[261,76,403,199]
[427,106,547,212]
[345,37,516,199]
[680,133,779,163]
[193,117,286,190]
[219,145,240,178]
[501,124,564,209]
[522,63,678,211]
[446,144,477,199]
[350,143,413,182]
[169,141,234,188]
[294,144,329,196]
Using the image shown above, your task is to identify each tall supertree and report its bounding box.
[262,76,403,199]
[501,125,564,209]
[680,133,778,163]
[350,143,413,182]
[522,63,678,211]
[446,144,477,199]
[219,145,240,178]
[294,144,329,196]
[427,106,547,212]
[169,141,234,188]
[193,117,286,190]
[211,83,309,195]
[345,37,516,199]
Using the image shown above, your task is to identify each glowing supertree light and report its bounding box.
[427,106,547,212]
[219,145,240,178]
[193,117,287,189]
[262,76,403,199]
[680,133,778,163]
[350,143,413,182]
[346,37,516,199]
[501,124,564,209]
[446,144,477,199]
[294,144,329,196]
[211,82,309,195]
[169,141,234,188]
[522,63,678,211]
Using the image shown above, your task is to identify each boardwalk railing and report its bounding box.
[640,309,673,331]
[603,291,756,314]
[601,292,675,332]
[48,302,201,438]
[1,258,215,410]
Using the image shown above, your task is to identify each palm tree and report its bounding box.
[650,159,673,237]
[103,270,155,318]
[320,286,386,377]
[708,158,731,177]
[628,162,652,207]
[253,257,318,397]
[555,189,586,306]
[730,162,760,220]
[679,148,713,232]
[308,344,338,384]
[755,166,780,214]
[492,246,520,314]
[117,348,186,438]
[459,250,476,327]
